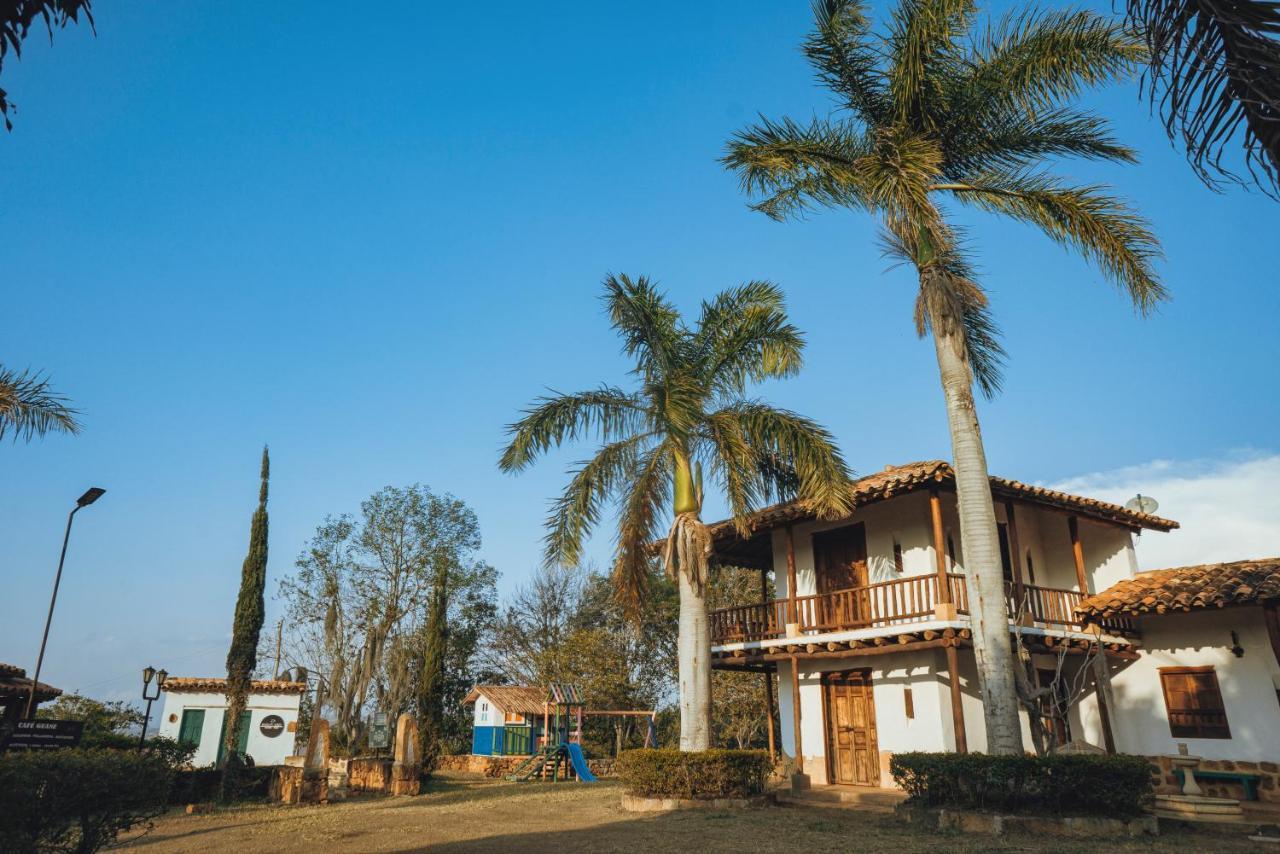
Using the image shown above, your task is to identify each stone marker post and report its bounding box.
[300,718,330,804]
[390,713,422,796]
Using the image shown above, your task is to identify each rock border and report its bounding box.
[896,803,1157,837]
[620,793,774,813]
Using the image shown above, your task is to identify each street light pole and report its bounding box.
[25,487,106,719]
[139,667,168,750]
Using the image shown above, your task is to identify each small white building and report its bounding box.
[157,677,305,767]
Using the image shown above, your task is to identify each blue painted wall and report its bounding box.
[471,725,501,756]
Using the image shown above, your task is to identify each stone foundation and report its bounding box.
[1147,756,1280,803]
[434,753,614,778]
[390,762,421,796]
[621,793,774,812]
[897,804,1157,838]
[270,766,304,804]
[349,758,393,792]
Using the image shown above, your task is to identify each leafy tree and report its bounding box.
[36,693,144,748]
[1127,0,1280,194]
[0,0,95,131]
[220,447,269,800]
[707,567,775,751]
[723,0,1164,753]
[501,276,852,750]
[0,367,80,442]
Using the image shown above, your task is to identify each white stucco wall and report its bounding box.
[1109,608,1280,761]
[472,695,505,727]
[157,690,301,767]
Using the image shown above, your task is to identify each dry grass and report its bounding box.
[120,772,1262,853]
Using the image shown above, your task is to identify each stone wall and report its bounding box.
[1147,755,1280,803]
[349,758,393,792]
[433,753,615,778]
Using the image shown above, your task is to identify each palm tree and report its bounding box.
[723,0,1166,754]
[500,275,852,750]
[1127,0,1280,195]
[0,367,81,441]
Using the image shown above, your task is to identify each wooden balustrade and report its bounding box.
[708,573,1130,645]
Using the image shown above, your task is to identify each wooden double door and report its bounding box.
[823,669,880,786]
[812,523,869,630]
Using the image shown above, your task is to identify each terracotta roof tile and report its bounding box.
[0,663,61,702]
[704,460,1178,545]
[1076,558,1280,619]
[462,685,546,716]
[161,677,307,695]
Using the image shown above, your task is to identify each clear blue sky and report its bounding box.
[2,1,1275,704]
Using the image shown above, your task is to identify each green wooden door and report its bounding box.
[177,709,206,748]
[216,710,253,764]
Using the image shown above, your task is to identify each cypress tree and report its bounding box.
[220,446,270,801]
[415,559,448,769]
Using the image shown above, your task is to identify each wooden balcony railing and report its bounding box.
[708,574,1130,645]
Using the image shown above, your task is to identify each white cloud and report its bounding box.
[1050,451,1280,571]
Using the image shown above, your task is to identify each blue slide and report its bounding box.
[564,742,597,783]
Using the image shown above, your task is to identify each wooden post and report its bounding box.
[759,570,778,764]
[930,488,953,608]
[785,525,799,633]
[542,702,549,749]
[789,656,804,776]
[1068,516,1088,594]
[1090,653,1117,754]
[944,643,968,754]
[1004,500,1027,614]
[1265,604,1280,666]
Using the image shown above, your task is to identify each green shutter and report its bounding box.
[178,709,205,747]
[216,710,254,764]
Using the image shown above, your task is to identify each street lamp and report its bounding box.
[25,487,107,718]
[139,666,168,749]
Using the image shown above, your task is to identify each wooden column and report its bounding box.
[1265,604,1280,667]
[1090,653,1117,753]
[789,656,804,774]
[785,524,799,632]
[761,570,778,764]
[1068,516,1088,594]
[1004,500,1027,613]
[945,643,968,754]
[929,488,952,606]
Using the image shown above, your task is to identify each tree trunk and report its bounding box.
[928,305,1023,755]
[677,567,712,751]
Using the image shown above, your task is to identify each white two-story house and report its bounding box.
[704,460,1280,797]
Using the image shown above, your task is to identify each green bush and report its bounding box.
[616,749,770,800]
[889,752,1153,818]
[0,748,175,854]
[169,764,273,805]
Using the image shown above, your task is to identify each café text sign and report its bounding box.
[1,719,84,751]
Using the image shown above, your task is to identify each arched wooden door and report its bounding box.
[823,669,879,786]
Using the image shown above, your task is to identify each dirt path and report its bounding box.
[121,773,1259,853]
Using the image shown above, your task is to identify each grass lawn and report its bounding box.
[121,772,1260,853]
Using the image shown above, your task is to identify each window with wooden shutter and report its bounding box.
[1159,667,1230,739]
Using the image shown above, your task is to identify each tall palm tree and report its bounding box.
[500,275,852,750]
[723,0,1166,753]
[1127,0,1280,195]
[0,366,80,441]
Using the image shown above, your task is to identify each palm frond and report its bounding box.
[612,438,673,616]
[499,386,648,472]
[945,108,1137,176]
[0,367,81,442]
[887,0,976,127]
[958,9,1144,121]
[939,171,1166,313]
[694,281,805,396]
[805,0,892,126]
[709,401,854,521]
[602,274,685,383]
[543,432,658,569]
[1130,0,1280,194]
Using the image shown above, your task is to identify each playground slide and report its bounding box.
[565,742,597,783]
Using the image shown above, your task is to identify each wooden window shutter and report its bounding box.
[1159,667,1230,739]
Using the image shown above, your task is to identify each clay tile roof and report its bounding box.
[703,460,1178,544]
[462,685,545,716]
[0,663,62,702]
[161,677,307,695]
[1076,558,1280,620]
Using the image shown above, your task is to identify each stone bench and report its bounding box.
[1175,769,1262,801]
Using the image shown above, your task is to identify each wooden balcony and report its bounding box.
[708,574,1134,645]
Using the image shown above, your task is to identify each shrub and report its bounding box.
[0,748,174,854]
[169,764,273,805]
[616,749,770,800]
[889,752,1152,818]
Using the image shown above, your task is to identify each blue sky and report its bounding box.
[2,1,1276,704]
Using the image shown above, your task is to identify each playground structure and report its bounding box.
[503,683,656,783]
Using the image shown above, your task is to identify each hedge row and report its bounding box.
[889,752,1153,817]
[616,749,770,800]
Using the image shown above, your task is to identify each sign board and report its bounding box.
[368,712,390,749]
[259,714,285,738]
[0,719,84,752]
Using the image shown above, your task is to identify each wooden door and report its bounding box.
[812,524,869,630]
[824,670,879,786]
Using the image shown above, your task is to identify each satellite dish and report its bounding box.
[1125,493,1159,515]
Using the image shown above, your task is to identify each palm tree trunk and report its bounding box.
[928,301,1023,755]
[677,565,712,750]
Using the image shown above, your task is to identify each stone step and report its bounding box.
[780,786,907,811]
